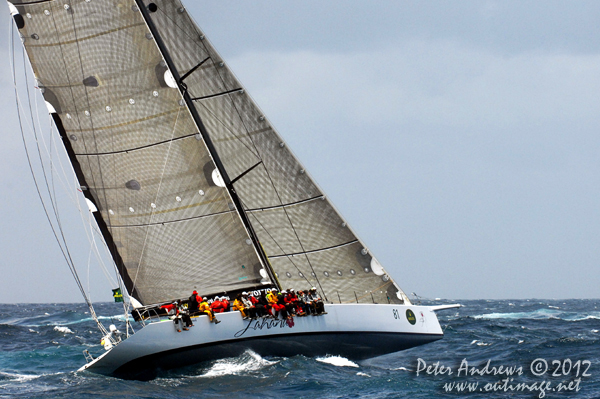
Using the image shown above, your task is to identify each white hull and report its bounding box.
[79,304,446,379]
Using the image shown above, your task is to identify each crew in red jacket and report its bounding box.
[210,297,224,313]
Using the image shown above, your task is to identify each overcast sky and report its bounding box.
[1,1,599,303]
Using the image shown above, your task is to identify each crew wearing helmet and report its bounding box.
[241,292,258,319]
[221,296,230,312]
[233,293,248,319]
[210,296,224,313]
[199,297,221,324]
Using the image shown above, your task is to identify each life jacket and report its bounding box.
[161,303,177,315]
[221,299,230,310]
[210,300,223,312]
[198,301,211,313]
[233,299,245,311]
[266,292,278,304]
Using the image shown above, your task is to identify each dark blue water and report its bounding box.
[1,300,598,398]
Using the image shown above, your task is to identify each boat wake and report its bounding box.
[197,350,278,378]
[316,355,359,368]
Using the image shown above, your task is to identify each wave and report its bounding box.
[0,371,40,383]
[53,326,74,334]
[197,350,277,378]
[316,356,359,368]
[472,308,600,321]
[2,314,133,328]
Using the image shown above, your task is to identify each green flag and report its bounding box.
[112,288,123,303]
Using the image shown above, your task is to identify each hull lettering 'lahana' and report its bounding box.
[7,0,460,379]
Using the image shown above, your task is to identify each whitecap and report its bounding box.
[53,326,74,334]
[476,342,491,346]
[470,340,478,345]
[28,329,38,333]
[0,371,40,383]
[548,306,560,309]
[518,340,524,344]
[316,355,359,368]
[49,314,134,327]
[592,330,599,333]
[198,350,276,378]
[473,308,562,320]
[392,367,410,371]
[356,372,371,377]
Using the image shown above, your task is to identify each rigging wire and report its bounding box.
[240,198,317,289]
[163,6,330,298]
[129,107,182,312]
[10,14,114,336]
[9,22,107,333]
[63,3,132,324]
[153,6,279,288]
[193,63,328,298]
[179,6,411,303]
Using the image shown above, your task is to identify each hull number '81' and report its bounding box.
[392,308,417,325]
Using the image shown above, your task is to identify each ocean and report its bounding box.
[0,299,598,398]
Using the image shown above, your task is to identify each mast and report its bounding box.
[135,0,281,291]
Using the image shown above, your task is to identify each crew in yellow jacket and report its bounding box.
[266,289,278,305]
[199,299,221,324]
[233,294,248,319]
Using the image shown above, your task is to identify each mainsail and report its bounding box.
[11,0,409,306]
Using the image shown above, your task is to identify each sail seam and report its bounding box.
[243,198,316,288]
[73,132,198,156]
[64,109,180,133]
[268,240,359,259]
[246,196,324,213]
[25,22,146,48]
[107,209,234,228]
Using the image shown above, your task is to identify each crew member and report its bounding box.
[233,293,248,319]
[199,297,221,324]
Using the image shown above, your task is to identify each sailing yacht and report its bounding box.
[8,0,459,378]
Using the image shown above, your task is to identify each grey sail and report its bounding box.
[144,0,409,304]
[13,0,267,305]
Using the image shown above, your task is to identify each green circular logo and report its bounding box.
[406,309,416,325]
